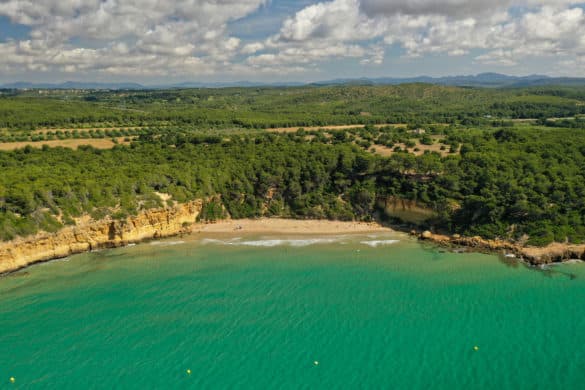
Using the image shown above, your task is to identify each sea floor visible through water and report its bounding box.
[1,231,584,389]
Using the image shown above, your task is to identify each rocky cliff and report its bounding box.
[0,200,203,275]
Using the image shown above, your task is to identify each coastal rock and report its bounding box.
[520,244,585,265]
[421,231,433,239]
[0,200,203,275]
[419,231,585,266]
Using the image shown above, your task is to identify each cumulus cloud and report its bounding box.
[245,0,385,70]
[244,0,585,71]
[359,0,514,18]
[0,0,265,76]
[1,0,585,78]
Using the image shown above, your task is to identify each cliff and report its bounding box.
[0,200,203,275]
[3,197,584,275]
[378,197,436,225]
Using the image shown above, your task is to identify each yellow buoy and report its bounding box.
[474,346,479,351]
[186,369,192,375]
[314,361,319,366]
[10,377,15,384]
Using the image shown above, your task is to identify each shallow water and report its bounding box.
[1,233,584,389]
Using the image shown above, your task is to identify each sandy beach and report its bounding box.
[194,218,394,235]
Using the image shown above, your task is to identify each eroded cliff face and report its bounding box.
[0,200,203,274]
[378,197,436,224]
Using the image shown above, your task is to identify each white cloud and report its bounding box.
[247,43,366,67]
[241,0,585,71]
[241,42,265,55]
[1,0,585,78]
[277,0,382,42]
[0,0,266,76]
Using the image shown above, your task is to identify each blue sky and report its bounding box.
[1,0,585,84]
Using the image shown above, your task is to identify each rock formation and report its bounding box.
[0,200,203,274]
[419,231,585,265]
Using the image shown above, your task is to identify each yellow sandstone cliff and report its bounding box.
[0,200,203,274]
[378,196,437,224]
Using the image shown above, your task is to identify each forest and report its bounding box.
[1,84,585,132]
[1,84,585,247]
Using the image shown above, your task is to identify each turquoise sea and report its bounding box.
[1,232,585,389]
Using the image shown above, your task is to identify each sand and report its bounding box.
[194,218,394,235]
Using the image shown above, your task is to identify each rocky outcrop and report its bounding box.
[520,244,585,265]
[0,200,203,275]
[421,230,433,239]
[418,231,585,265]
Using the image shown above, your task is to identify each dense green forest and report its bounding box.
[2,84,585,246]
[1,84,585,131]
[1,120,585,246]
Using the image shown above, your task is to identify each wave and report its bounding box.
[201,236,401,248]
[201,237,345,247]
[200,238,242,246]
[150,240,186,246]
[240,238,342,247]
[360,240,400,247]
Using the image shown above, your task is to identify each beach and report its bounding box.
[195,218,393,235]
[0,204,396,275]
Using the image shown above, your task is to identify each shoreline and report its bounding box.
[0,212,395,276]
[2,201,585,275]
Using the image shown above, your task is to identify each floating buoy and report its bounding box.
[186,369,192,375]
[473,346,479,351]
[9,377,15,384]
[314,361,319,366]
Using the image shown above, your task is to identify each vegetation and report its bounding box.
[2,84,585,132]
[2,84,585,247]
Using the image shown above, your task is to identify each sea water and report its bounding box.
[1,233,584,389]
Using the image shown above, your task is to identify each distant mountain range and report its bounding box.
[3,73,585,90]
[0,81,146,90]
[312,73,585,88]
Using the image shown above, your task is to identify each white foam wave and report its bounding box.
[201,236,402,248]
[201,237,345,247]
[150,240,185,246]
[360,240,400,247]
[240,238,342,247]
[200,238,242,245]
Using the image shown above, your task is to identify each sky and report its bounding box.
[1,0,585,84]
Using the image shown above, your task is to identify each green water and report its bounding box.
[1,233,585,389]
